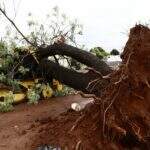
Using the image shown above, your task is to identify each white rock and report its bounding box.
[71,103,81,111]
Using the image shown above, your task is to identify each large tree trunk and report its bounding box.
[37,43,112,75]
[39,59,109,95]
[16,43,111,94]
[0,6,112,95]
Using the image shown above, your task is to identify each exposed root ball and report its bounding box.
[101,24,150,149]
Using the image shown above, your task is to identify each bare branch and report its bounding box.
[0,7,37,48]
[12,0,22,20]
[37,43,112,75]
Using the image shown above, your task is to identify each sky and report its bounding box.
[0,0,150,52]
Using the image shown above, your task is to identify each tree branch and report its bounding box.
[37,43,112,75]
[39,58,109,95]
[0,7,37,48]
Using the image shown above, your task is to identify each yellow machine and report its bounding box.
[0,88,26,104]
[52,79,63,91]
[0,78,63,104]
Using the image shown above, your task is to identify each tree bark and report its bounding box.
[39,59,109,95]
[16,43,112,94]
[37,43,112,75]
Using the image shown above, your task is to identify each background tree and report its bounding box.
[110,49,120,55]
[90,47,109,59]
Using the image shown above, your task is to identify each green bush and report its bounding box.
[53,85,74,97]
[110,49,120,55]
[90,47,109,59]
[0,7,80,112]
[0,92,14,112]
[27,89,40,105]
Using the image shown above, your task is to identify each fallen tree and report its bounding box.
[36,43,112,95]
[37,43,112,75]
[12,43,112,95]
[0,6,150,150]
[30,25,150,150]
[0,7,112,96]
[38,58,110,95]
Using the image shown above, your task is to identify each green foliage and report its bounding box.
[0,73,6,82]
[0,41,14,72]
[62,85,75,95]
[110,49,120,55]
[0,92,14,112]
[0,7,78,112]
[18,66,29,75]
[0,102,13,112]
[27,89,40,105]
[53,85,74,97]
[0,40,29,92]
[90,47,110,59]
[0,73,20,92]
[6,78,20,91]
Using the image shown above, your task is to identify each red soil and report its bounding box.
[0,95,92,150]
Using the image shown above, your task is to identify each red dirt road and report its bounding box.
[0,95,92,150]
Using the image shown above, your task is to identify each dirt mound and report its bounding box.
[100,24,150,149]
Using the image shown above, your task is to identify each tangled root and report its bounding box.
[71,25,150,149]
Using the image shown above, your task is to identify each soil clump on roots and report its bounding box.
[31,25,150,150]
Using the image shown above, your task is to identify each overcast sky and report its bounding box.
[0,0,150,52]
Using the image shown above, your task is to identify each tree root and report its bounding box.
[70,114,86,132]
[75,140,82,150]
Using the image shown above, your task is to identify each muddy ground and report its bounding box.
[0,95,93,150]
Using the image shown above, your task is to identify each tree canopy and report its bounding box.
[110,49,120,55]
[90,47,109,59]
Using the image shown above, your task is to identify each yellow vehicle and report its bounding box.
[0,78,63,104]
[19,78,42,89]
[0,88,26,104]
[52,79,63,91]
